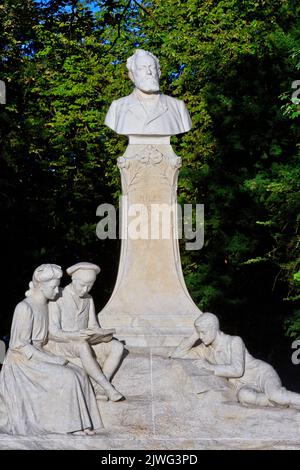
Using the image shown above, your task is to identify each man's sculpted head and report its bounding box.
[104,49,192,135]
[126,49,161,94]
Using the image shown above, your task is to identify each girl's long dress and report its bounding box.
[0,298,103,435]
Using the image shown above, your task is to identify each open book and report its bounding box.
[82,328,116,345]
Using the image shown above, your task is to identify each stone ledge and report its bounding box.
[1,347,300,450]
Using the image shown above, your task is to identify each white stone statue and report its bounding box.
[105,49,192,137]
[45,262,125,402]
[0,264,103,435]
[100,49,202,345]
[171,312,300,409]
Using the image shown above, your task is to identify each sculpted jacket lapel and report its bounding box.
[146,94,168,125]
[127,92,168,127]
[127,92,147,123]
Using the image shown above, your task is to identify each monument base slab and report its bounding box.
[1,347,300,450]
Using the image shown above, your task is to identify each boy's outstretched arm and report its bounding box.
[169,331,200,358]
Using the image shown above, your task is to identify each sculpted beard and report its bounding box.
[135,75,160,93]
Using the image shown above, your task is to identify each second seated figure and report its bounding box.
[45,262,125,402]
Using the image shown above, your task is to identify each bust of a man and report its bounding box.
[104,49,192,136]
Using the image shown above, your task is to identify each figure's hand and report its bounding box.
[69,331,90,341]
[100,327,116,336]
[169,347,185,359]
[168,333,199,359]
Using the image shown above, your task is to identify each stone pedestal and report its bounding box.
[99,143,201,346]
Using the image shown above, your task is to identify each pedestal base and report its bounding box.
[99,144,202,342]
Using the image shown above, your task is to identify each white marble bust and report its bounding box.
[105,49,192,137]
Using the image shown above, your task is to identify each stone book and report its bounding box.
[84,329,115,345]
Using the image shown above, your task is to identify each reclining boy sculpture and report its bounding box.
[171,312,300,409]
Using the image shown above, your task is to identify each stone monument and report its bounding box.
[0,50,300,449]
[99,49,202,346]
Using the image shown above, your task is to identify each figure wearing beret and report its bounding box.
[45,262,125,402]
